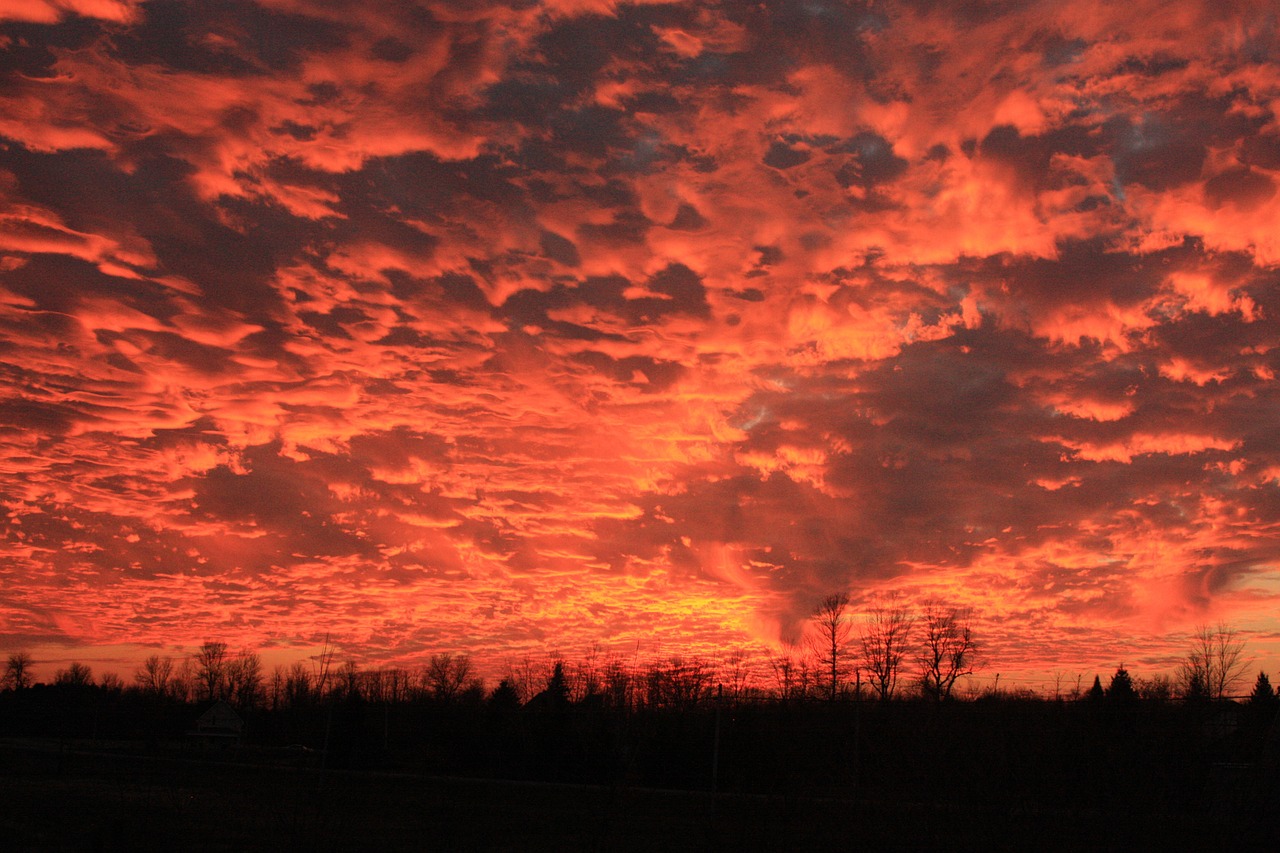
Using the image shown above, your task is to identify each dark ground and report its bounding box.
[4,691,1280,851]
[0,737,1270,852]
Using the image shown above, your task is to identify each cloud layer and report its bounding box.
[3,0,1280,680]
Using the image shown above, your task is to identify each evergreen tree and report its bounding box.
[1087,675,1105,702]
[488,678,521,711]
[545,661,569,708]
[1183,669,1209,703]
[1106,666,1135,702]
[1249,671,1276,706]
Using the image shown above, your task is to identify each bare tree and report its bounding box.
[861,601,915,701]
[808,593,854,701]
[169,657,196,703]
[335,659,361,701]
[506,655,543,704]
[269,664,286,710]
[54,662,93,687]
[134,655,174,697]
[285,661,312,707]
[602,655,635,711]
[4,651,33,690]
[383,667,410,705]
[573,644,603,703]
[1178,623,1249,700]
[422,653,473,702]
[195,641,229,702]
[225,651,263,709]
[645,656,714,710]
[769,651,799,700]
[722,648,756,703]
[772,647,823,701]
[917,602,978,701]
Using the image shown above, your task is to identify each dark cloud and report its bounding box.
[763,140,811,170]
[2,0,1280,680]
[1203,166,1276,210]
[114,0,349,75]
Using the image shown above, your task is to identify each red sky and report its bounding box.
[2,0,1280,690]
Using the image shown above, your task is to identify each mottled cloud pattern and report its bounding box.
[3,0,1280,679]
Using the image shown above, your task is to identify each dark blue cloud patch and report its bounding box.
[1105,113,1208,193]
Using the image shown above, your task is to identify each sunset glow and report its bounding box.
[3,0,1280,689]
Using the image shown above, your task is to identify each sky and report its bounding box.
[2,0,1280,689]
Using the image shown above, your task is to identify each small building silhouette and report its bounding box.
[189,700,244,747]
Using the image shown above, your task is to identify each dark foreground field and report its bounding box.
[4,691,1280,851]
[0,737,1272,852]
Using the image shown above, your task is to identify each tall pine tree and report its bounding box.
[1249,671,1276,706]
[1107,666,1135,702]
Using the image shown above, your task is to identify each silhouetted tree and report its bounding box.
[1106,666,1135,702]
[1177,623,1248,700]
[1136,674,1174,703]
[1086,675,1105,702]
[506,655,544,704]
[225,651,263,708]
[770,644,818,701]
[809,593,853,701]
[917,602,978,701]
[488,678,521,711]
[423,653,473,703]
[388,668,410,703]
[1182,669,1209,703]
[645,657,714,710]
[134,655,174,698]
[357,663,397,705]
[460,677,487,707]
[542,660,570,709]
[334,659,362,701]
[572,644,603,703]
[722,648,756,704]
[602,655,635,711]
[673,662,711,710]
[1248,671,1276,706]
[285,660,313,708]
[54,662,93,688]
[3,651,33,691]
[268,664,286,710]
[195,641,229,702]
[861,601,915,701]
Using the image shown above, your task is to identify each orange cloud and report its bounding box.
[3,0,1280,686]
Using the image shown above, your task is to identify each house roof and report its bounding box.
[196,699,244,732]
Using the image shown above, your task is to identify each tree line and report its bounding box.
[0,602,1272,712]
[4,605,1276,850]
